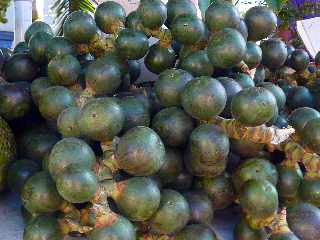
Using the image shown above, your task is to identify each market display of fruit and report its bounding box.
[1,0,320,240]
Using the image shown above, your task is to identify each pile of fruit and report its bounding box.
[1,0,320,239]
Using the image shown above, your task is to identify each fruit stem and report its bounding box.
[269,208,291,234]
[75,86,95,108]
[93,161,113,181]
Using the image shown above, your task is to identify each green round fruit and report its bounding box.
[63,11,97,44]
[28,32,53,64]
[46,36,75,61]
[85,57,122,95]
[290,49,310,72]
[23,215,62,240]
[115,29,149,60]
[261,39,288,70]
[183,191,214,225]
[303,118,320,154]
[115,126,166,176]
[152,107,194,147]
[154,68,193,107]
[299,178,320,207]
[235,73,255,89]
[125,11,144,32]
[253,65,265,84]
[4,53,38,82]
[94,1,126,34]
[169,170,194,191]
[24,21,53,44]
[244,41,262,69]
[56,168,97,203]
[184,124,229,177]
[258,82,286,110]
[218,77,243,118]
[30,77,52,106]
[78,97,124,142]
[171,15,205,45]
[7,159,40,194]
[57,107,81,137]
[137,0,167,29]
[149,189,190,234]
[205,1,240,32]
[287,203,320,240]
[179,50,214,77]
[230,139,264,158]
[48,54,81,86]
[13,42,29,54]
[38,86,75,120]
[145,43,176,74]
[193,174,235,210]
[244,6,277,41]
[270,232,300,240]
[176,224,216,240]
[166,0,197,26]
[48,137,96,180]
[234,219,268,240]
[231,87,278,127]
[0,83,31,120]
[238,19,248,40]
[181,76,227,120]
[21,171,64,214]
[120,96,150,132]
[289,107,319,133]
[232,157,278,193]
[207,28,246,69]
[287,86,314,110]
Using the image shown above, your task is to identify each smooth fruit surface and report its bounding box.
[261,39,287,70]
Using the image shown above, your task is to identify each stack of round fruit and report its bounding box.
[1,1,320,240]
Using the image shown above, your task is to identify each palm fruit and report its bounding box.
[261,39,288,70]
[234,218,268,240]
[57,107,81,137]
[13,42,29,54]
[125,11,144,32]
[230,139,265,158]
[302,118,320,154]
[257,82,286,110]
[287,86,315,110]
[270,232,300,240]
[244,41,262,69]
[46,36,75,61]
[253,65,265,84]
[299,178,320,207]
[175,224,217,240]
[24,21,53,44]
[28,32,53,64]
[234,73,255,89]
[166,0,197,26]
[30,77,52,105]
[289,49,310,72]
[137,0,167,29]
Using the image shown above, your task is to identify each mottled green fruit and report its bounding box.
[299,178,320,207]
[137,0,167,29]
[166,0,197,26]
[28,32,53,64]
[145,44,176,74]
[261,39,288,70]
[290,49,310,72]
[46,37,75,61]
[57,107,81,137]
[234,219,268,240]
[24,21,53,44]
[303,118,320,154]
[244,41,262,69]
[258,82,286,110]
[176,224,216,240]
[30,77,52,106]
[230,139,264,158]
[235,73,255,89]
[288,107,320,136]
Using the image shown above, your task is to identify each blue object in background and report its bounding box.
[0,31,14,49]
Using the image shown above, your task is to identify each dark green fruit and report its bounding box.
[179,50,214,77]
[157,148,183,185]
[56,167,97,203]
[13,42,29,54]
[120,96,150,132]
[7,159,40,193]
[230,139,264,158]
[115,29,149,60]
[183,191,214,225]
[0,84,31,120]
[28,32,53,64]
[57,107,81,137]
[145,43,176,74]
[181,76,227,120]
[253,65,265,84]
[125,11,144,32]
[238,19,248,40]
[315,51,320,65]
[275,114,289,128]
[46,37,75,61]
[287,86,314,110]
[115,126,165,176]
[24,21,53,44]
[94,1,126,34]
[300,178,320,207]
[152,107,194,147]
[205,1,240,32]
[48,137,96,180]
[288,107,320,136]
[30,77,52,106]
[171,15,205,45]
[166,0,197,26]
[302,118,320,154]
[38,86,75,120]
[21,171,64,214]
[154,68,193,107]
[23,215,62,240]
[78,97,124,142]
[194,174,235,210]
[21,206,39,225]
[261,39,288,70]
[244,6,277,41]
[290,49,310,72]
[287,203,320,240]
[88,215,136,240]
[234,219,268,240]
[104,177,161,221]
[258,82,286,110]
[128,60,141,82]
[176,224,216,240]
[48,54,81,86]
[4,53,38,82]
[232,157,278,193]
[235,73,255,89]
[137,0,167,29]
[184,124,229,177]
[240,179,279,229]
[63,11,97,44]
[270,232,300,240]
[231,87,277,127]
[85,57,122,95]
[207,28,246,69]
[218,77,243,118]
[149,189,190,234]
[244,41,262,69]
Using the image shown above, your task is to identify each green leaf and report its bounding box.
[265,0,287,12]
